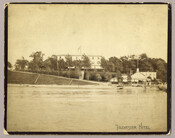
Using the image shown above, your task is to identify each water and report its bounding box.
[7,84,167,132]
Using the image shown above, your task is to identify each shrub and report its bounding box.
[107,73,112,81]
[112,73,117,78]
[84,72,90,80]
[70,71,79,79]
[102,72,112,82]
[89,72,96,80]
[95,73,102,81]
[59,71,67,77]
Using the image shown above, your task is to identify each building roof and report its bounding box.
[131,72,146,80]
[57,54,102,57]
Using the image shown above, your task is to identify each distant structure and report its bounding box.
[110,77,118,84]
[57,55,103,69]
[121,74,128,83]
[110,74,130,84]
[141,71,157,80]
[131,68,157,83]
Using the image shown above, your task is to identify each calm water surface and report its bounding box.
[7,84,167,132]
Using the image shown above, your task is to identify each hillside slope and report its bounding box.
[7,70,99,85]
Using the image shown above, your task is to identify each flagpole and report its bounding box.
[78,46,82,55]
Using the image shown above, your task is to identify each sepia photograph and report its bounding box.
[4,3,171,134]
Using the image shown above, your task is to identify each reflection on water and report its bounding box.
[7,84,167,132]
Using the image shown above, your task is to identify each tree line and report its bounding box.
[101,53,167,82]
[13,51,91,71]
[8,51,167,82]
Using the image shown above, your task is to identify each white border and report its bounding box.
[0,0,174,137]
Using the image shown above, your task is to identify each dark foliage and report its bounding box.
[14,52,167,82]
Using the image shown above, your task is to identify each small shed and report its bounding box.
[110,77,118,84]
[122,74,128,83]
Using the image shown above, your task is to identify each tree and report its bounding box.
[15,57,29,70]
[43,58,52,71]
[139,58,154,72]
[28,51,44,71]
[103,72,112,82]
[109,57,123,72]
[155,58,167,82]
[95,73,102,81]
[101,57,109,71]
[140,53,148,59]
[120,57,130,74]
[8,62,12,68]
[58,59,66,70]
[81,54,91,68]
[30,51,44,63]
[108,62,115,72]
[65,54,73,67]
[73,60,83,69]
[47,55,58,70]
[84,72,90,80]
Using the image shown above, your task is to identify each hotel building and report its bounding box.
[57,55,103,69]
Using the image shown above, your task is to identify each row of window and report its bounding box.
[90,57,101,60]
[58,56,101,60]
[91,61,101,64]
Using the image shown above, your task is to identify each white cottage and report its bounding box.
[131,68,146,83]
[110,77,118,84]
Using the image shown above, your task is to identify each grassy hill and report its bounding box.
[7,70,99,85]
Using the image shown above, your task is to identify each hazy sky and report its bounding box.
[8,4,168,65]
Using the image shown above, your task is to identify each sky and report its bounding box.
[8,4,168,65]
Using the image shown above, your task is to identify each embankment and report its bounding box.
[7,70,100,85]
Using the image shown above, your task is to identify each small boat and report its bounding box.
[158,84,167,92]
[117,83,124,89]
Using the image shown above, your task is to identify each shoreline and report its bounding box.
[7,83,162,90]
[7,83,109,88]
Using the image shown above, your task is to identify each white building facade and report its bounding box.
[141,72,157,80]
[57,55,103,69]
[131,68,157,83]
